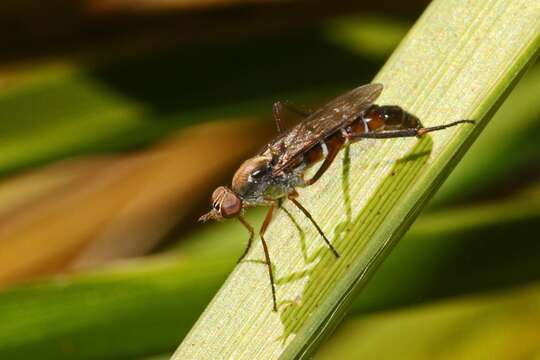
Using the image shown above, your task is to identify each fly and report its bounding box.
[199,83,474,311]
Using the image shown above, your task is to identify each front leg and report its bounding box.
[259,201,278,312]
[237,216,254,263]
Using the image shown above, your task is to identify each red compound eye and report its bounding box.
[220,191,242,218]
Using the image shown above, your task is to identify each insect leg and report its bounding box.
[273,101,312,133]
[237,216,254,263]
[346,105,474,140]
[415,120,476,136]
[259,201,278,311]
[288,194,340,258]
[347,119,474,139]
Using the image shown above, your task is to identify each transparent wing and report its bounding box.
[270,83,383,174]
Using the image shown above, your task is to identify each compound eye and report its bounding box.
[221,192,242,218]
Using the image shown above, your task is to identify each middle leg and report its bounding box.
[288,192,340,258]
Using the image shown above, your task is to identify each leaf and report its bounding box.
[0,257,231,360]
[353,183,540,314]
[317,283,540,360]
[0,120,268,286]
[433,63,540,205]
[172,1,540,359]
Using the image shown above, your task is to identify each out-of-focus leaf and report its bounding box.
[325,16,411,58]
[0,157,108,217]
[352,183,540,314]
[85,0,429,15]
[88,0,281,12]
[0,15,402,175]
[0,119,268,287]
[0,256,231,360]
[317,283,540,360]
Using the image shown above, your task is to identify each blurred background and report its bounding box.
[0,1,539,359]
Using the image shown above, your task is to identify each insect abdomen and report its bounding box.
[353,104,421,132]
[301,132,346,169]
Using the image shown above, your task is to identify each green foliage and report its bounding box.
[318,283,540,360]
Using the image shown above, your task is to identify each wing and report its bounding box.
[270,83,383,174]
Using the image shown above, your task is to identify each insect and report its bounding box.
[199,83,474,311]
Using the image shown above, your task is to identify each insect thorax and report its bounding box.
[236,171,298,206]
[232,160,304,206]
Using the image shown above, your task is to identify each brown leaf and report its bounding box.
[0,118,270,287]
